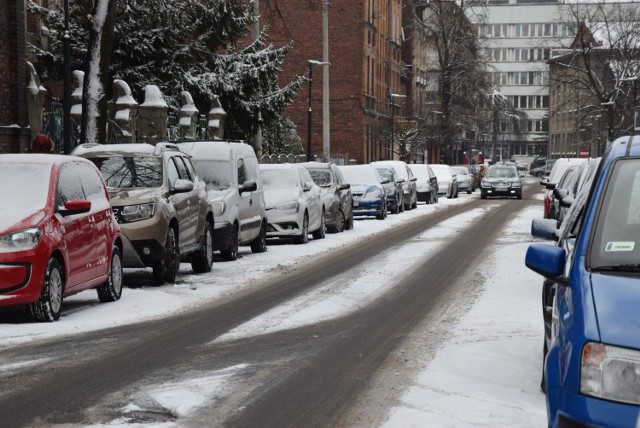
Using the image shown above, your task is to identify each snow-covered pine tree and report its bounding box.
[28,0,303,143]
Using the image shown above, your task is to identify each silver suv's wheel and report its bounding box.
[153,228,180,285]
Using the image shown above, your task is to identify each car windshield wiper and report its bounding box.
[593,264,640,272]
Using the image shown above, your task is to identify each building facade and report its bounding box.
[262,0,404,164]
[473,0,575,160]
[547,2,640,159]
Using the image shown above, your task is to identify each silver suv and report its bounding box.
[73,143,215,285]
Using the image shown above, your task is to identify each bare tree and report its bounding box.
[80,0,118,145]
[484,89,528,162]
[408,0,489,164]
[552,1,640,142]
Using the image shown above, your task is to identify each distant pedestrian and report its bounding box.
[31,134,54,153]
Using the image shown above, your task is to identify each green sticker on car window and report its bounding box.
[605,241,636,252]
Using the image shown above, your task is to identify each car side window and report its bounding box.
[57,165,85,206]
[167,158,180,189]
[174,156,192,181]
[237,159,247,185]
[301,169,314,186]
[333,166,343,185]
[182,157,199,182]
[407,167,414,180]
[77,163,106,202]
[245,157,259,181]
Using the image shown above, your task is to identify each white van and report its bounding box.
[541,157,588,219]
[177,141,267,260]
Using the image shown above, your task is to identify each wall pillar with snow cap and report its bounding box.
[137,85,168,146]
[70,70,84,129]
[25,62,47,146]
[207,95,226,140]
[110,80,138,144]
[179,91,199,140]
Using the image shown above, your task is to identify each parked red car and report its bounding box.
[0,154,123,322]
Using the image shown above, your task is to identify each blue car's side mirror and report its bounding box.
[525,244,567,280]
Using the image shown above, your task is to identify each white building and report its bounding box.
[471,0,575,160]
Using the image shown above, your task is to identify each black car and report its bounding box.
[529,158,547,177]
[480,165,522,199]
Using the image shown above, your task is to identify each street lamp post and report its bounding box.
[63,0,71,154]
[307,60,330,162]
[389,93,406,160]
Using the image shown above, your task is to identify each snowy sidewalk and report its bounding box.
[382,205,547,427]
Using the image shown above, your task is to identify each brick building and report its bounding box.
[262,0,405,164]
[0,0,30,153]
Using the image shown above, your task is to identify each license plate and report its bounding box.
[353,200,359,207]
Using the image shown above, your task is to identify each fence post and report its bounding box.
[137,85,168,146]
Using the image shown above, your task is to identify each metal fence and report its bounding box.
[258,153,351,164]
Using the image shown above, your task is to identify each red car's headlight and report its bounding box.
[0,228,42,253]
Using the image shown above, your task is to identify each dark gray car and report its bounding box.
[375,166,404,214]
[480,165,522,199]
[301,162,354,232]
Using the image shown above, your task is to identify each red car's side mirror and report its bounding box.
[60,199,92,216]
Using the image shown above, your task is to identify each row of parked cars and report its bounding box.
[526,140,640,427]
[0,140,469,322]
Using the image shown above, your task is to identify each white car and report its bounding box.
[451,166,473,194]
[177,141,268,261]
[260,164,325,244]
[430,164,459,199]
[408,163,438,204]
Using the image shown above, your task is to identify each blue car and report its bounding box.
[337,164,387,220]
[526,136,640,427]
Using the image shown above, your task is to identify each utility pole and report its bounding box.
[307,60,331,162]
[385,0,392,160]
[322,0,330,161]
[63,0,71,154]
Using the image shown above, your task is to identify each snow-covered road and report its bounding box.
[0,180,550,427]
